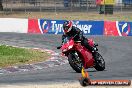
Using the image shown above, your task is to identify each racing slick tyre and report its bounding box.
[68,51,82,73]
[94,52,105,71]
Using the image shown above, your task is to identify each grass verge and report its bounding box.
[0,45,51,67]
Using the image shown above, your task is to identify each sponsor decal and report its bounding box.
[104,21,119,36]
[104,21,132,36]
[73,21,92,34]
[73,20,104,35]
[39,20,65,34]
[89,80,131,86]
[41,20,50,33]
[116,21,132,36]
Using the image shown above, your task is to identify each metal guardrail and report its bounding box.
[1,0,132,13]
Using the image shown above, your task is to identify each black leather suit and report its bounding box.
[61,26,93,52]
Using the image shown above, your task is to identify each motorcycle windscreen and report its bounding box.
[61,39,74,51]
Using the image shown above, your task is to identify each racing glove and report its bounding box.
[57,46,62,49]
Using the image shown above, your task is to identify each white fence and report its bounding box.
[0,18,28,33]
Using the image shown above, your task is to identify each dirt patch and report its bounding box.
[0,12,132,21]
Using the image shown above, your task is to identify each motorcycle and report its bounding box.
[57,35,105,73]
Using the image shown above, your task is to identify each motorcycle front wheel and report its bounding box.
[94,52,105,71]
[68,51,83,73]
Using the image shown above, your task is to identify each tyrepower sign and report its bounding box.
[28,19,104,35]
[73,20,104,35]
[39,19,65,34]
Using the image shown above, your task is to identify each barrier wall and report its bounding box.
[28,19,132,36]
[0,18,28,33]
[0,18,131,36]
[28,19,104,35]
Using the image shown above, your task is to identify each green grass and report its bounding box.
[0,45,50,67]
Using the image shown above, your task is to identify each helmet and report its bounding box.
[63,20,73,33]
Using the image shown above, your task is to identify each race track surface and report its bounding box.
[0,33,132,85]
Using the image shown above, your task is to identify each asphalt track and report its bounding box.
[0,33,132,85]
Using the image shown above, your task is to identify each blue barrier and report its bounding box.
[73,20,104,35]
[39,19,104,35]
[38,19,132,36]
[39,19,65,34]
[129,22,132,36]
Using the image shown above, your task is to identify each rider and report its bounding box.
[57,20,95,55]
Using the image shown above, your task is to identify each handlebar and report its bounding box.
[94,43,98,47]
[57,34,79,49]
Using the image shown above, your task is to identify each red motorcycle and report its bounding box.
[58,35,105,73]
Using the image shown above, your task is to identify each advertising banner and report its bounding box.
[28,19,41,33]
[37,19,104,35]
[104,21,132,36]
[73,20,104,35]
[28,19,132,36]
[38,19,65,34]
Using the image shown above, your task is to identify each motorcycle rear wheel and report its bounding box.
[68,51,82,73]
